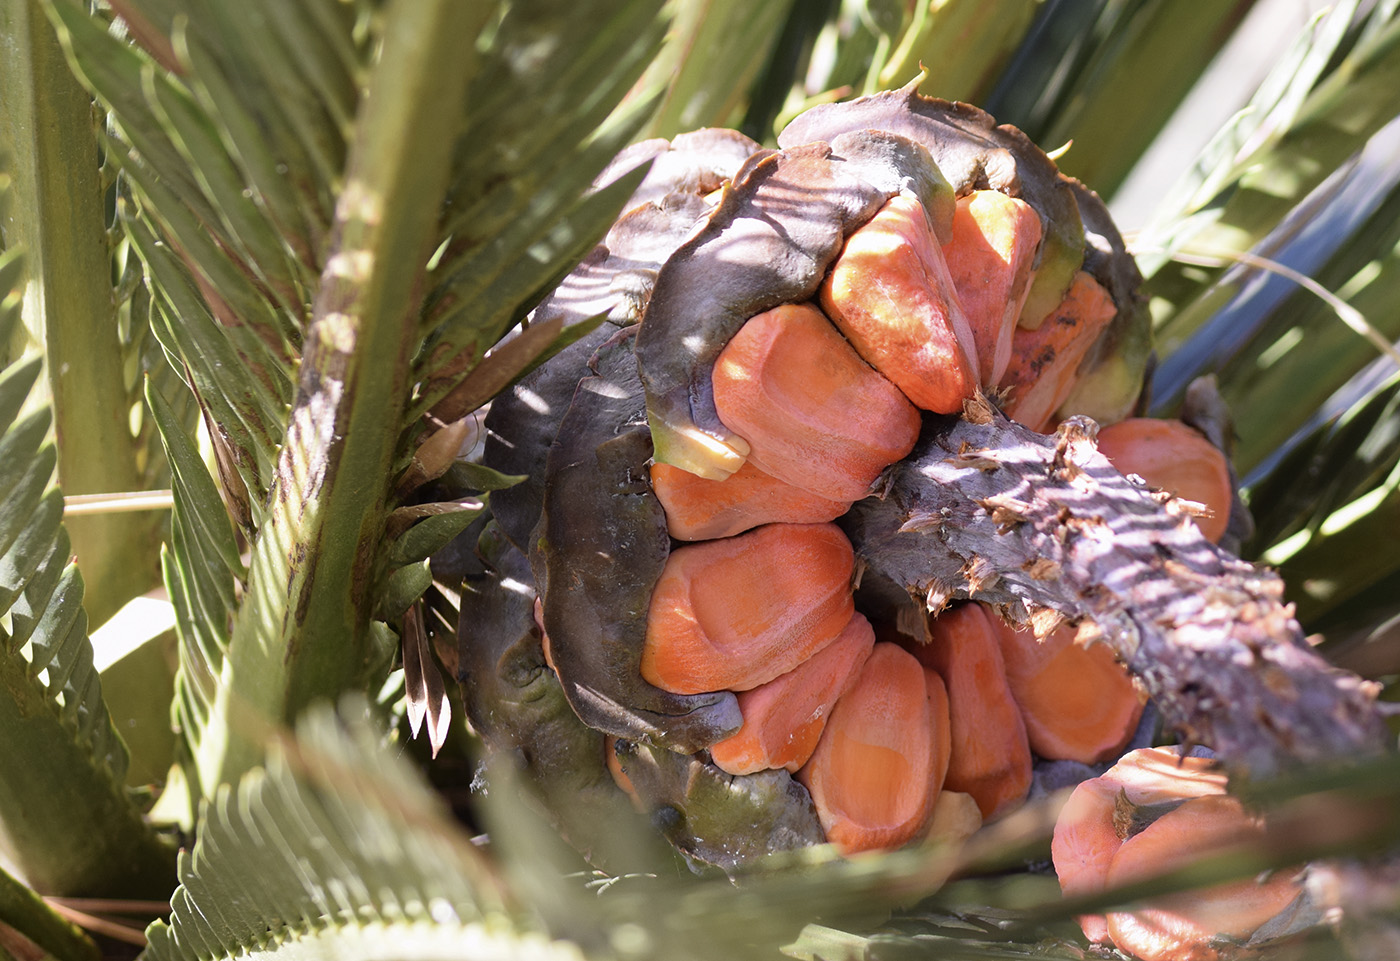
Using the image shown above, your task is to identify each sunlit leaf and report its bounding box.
[140,700,570,961]
[0,202,172,895]
[638,0,797,138]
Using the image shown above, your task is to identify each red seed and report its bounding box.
[1096,418,1233,544]
[1052,747,1228,944]
[994,620,1144,764]
[999,270,1117,431]
[943,191,1042,385]
[710,612,875,775]
[650,459,849,542]
[820,194,980,413]
[915,604,1032,820]
[714,303,921,501]
[798,643,939,854]
[641,523,855,695]
[1105,795,1302,961]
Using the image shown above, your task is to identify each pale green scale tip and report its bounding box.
[1017,214,1086,331]
[647,412,750,481]
[1058,350,1149,426]
[905,156,956,247]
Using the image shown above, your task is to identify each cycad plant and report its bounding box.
[0,1,1399,960]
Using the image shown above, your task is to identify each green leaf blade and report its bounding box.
[0,361,173,898]
[199,0,490,795]
[144,702,527,961]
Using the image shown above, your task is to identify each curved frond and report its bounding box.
[0,181,173,896]
[42,0,682,798]
[1022,0,1257,197]
[1251,369,1400,626]
[0,0,158,624]
[412,0,670,415]
[1193,152,1400,475]
[142,702,585,961]
[44,0,334,506]
[637,0,797,140]
[1141,2,1400,331]
[146,381,240,756]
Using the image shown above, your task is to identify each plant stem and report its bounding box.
[0,0,156,626]
[195,0,486,794]
[0,865,98,961]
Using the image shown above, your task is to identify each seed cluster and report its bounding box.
[466,81,1241,871]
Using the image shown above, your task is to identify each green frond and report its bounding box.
[768,0,1254,199]
[151,922,593,961]
[41,0,688,800]
[413,0,670,415]
[49,0,362,295]
[113,232,188,493]
[1139,1,1361,262]
[1251,370,1400,627]
[142,700,580,961]
[130,212,287,498]
[0,207,173,896]
[637,0,797,139]
[1249,368,1400,551]
[1142,1,1400,332]
[40,0,397,797]
[186,0,493,795]
[881,0,1042,108]
[1205,156,1400,475]
[146,380,240,762]
[42,0,304,507]
[0,0,158,624]
[386,508,486,571]
[1026,0,1256,197]
[39,0,367,438]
